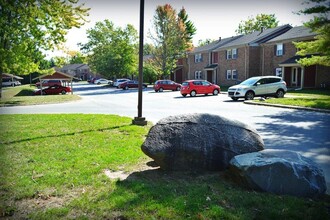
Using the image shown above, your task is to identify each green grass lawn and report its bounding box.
[257,89,330,110]
[0,85,81,106]
[0,114,329,219]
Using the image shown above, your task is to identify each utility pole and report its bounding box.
[132,0,147,126]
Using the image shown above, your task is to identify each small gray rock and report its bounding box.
[229,149,327,197]
[141,113,264,171]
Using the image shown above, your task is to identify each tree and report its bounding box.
[197,39,215,47]
[178,7,196,50]
[235,14,279,35]
[0,0,89,98]
[80,20,138,79]
[294,0,330,66]
[150,4,196,78]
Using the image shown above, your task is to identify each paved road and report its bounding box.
[1,82,329,193]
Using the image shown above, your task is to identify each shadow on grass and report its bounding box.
[15,89,35,96]
[1,124,131,145]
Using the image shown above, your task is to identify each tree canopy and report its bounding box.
[294,0,330,66]
[0,0,89,98]
[80,20,138,79]
[150,4,196,79]
[235,14,279,35]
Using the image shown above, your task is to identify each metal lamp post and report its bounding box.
[132,0,147,126]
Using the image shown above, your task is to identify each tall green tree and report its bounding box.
[236,14,279,35]
[0,0,89,98]
[150,4,196,78]
[294,0,330,66]
[178,7,196,50]
[80,20,138,79]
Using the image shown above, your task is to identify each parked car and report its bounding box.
[227,76,287,101]
[34,85,71,95]
[118,80,147,90]
[114,78,130,88]
[2,79,21,87]
[35,80,62,88]
[154,80,181,92]
[94,78,113,85]
[180,80,220,97]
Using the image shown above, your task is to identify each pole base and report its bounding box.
[132,117,148,126]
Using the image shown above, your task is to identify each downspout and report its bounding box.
[300,67,304,90]
[262,45,265,76]
[244,46,247,79]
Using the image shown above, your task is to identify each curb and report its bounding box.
[244,100,330,114]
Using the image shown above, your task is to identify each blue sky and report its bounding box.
[49,0,315,56]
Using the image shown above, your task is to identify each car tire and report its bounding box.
[125,86,129,90]
[245,91,254,100]
[176,87,180,91]
[190,90,196,97]
[231,97,239,101]
[275,89,284,98]
[97,82,101,85]
[61,90,66,95]
[213,89,219,95]
[159,88,163,92]
[42,91,47,95]
[182,94,187,97]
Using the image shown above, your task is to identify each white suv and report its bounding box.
[228,76,287,101]
[113,78,130,88]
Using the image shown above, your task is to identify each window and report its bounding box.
[227,69,238,80]
[232,69,237,80]
[276,43,283,56]
[195,53,202,63]
[226,48,237,59]
[195,71,202,79]
[226,70,232,80]
[232,48,237,59]
[226,49,232,59]
[275,68,282,77]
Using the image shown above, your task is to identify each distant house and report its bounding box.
[262,25,330,89]
[213,24,292,86]
[57,64,92,80]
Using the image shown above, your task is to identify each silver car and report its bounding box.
[228,76,287,101]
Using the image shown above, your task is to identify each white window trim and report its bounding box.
[275,68,282,77]
[232,48,237,59]
[195,71,202,79]
[195,53,202,63]
[226,70,232,80]
[232,69,237,80]
[276,43,283,56]
[226,49,232,59]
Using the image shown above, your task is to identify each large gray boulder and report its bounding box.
[141,113,264,171]
[229,149,327,197]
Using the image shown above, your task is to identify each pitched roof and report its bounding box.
[60,64,88,70]
[191,35,243,53]
[216,24,292,50]
[2,73,23,80]
[267,25,316,42]
[33,71,76,81]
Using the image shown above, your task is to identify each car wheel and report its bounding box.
[61,90,66,95]
[42,91,47,95]
[231,97,238,101]
[182,94,187,97]
[143,85,147,89]
[176,87,181,91]
[275,89,284,98]
[245,91,254,100]
[213,89,219,95]
[159,87,163,92]
[97,82,101,85]
[190,90,196,97]
[125,86,129,90]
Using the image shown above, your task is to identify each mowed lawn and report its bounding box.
[0,114,329,219]
[260,89,330,110]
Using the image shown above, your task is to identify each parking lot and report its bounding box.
[1,82,329,192]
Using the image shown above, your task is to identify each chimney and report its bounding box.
[218,37,222,42]
[260,26,264,33]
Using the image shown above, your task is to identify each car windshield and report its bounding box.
[239,77,259,86]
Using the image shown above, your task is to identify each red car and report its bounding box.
[34,85,71,95]
[154,80,181,92]
[35,80,62,88]
[180,80,220,97]
[118,80,147,90]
